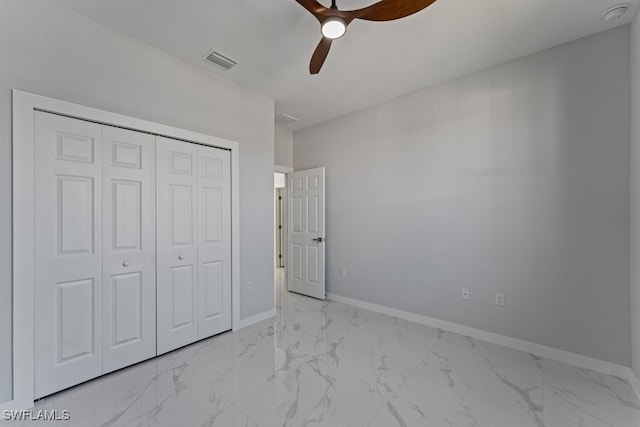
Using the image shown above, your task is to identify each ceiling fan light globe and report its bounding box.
[321,18,346,39]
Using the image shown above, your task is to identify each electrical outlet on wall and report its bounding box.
[496,293,505,306]
[340,267,346,278]
[462,288,470,301]
[247,281,254,293]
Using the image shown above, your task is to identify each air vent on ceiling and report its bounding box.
[275,113,299,127]
[203,49,237,70]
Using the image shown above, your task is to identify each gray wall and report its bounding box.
[294,26,631,366]
[275,126,294,168]
[0,1,275,403]
[631,15,640,375]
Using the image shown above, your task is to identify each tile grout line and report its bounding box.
[234,402,260,427]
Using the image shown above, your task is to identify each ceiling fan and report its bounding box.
[295,0,438,74]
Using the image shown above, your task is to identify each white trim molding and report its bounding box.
[11,90,241,409]
[629,369,640,403]
[274,165,294,173]
[235,309,277,330]
[327,292,632,380]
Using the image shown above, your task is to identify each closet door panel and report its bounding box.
[102,127,156,373]
[156,136,199,354]
[34,112,103,399]
[197,146,232,338]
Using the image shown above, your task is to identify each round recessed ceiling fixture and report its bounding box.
[602,3,629,21]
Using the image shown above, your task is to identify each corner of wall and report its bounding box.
[275,125,293,169]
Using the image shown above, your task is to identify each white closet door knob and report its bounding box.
[122,261,130,267]
[178,255,184,260]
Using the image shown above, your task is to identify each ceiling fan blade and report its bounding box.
[353,0,437,22]
[295,0,330,21]
[310,37,333,74]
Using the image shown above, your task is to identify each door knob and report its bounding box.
[122,261,130,267]
[312,237,324,243]
[178,254,184,260]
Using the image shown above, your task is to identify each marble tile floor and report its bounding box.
[9,271,640,427]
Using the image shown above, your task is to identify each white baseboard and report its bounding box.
[234,308,277,330]
[629,369,640,402]
[327,292,631,380]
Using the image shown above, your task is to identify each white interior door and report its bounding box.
[287,167,325,300]
[102,127,156,373]
[34,112,103,398]
[196,145,232,339]
[156,136,199,354]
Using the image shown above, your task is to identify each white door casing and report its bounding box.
[156,136,199,354]
[197,145,232,338]
[102,127,156,373]
[34,112,104,399]
[287,167,326,300]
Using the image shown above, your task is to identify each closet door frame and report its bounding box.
[11,90,240,409]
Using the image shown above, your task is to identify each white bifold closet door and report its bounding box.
[34,113,157,398]
[34,112,104,398]
[156,137,198,354]
[101,127,156,374]
[156,137,231,355]
[33,111,231,397]
[196,144,231,339]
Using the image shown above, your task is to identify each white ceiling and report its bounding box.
[50,0,638,131]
